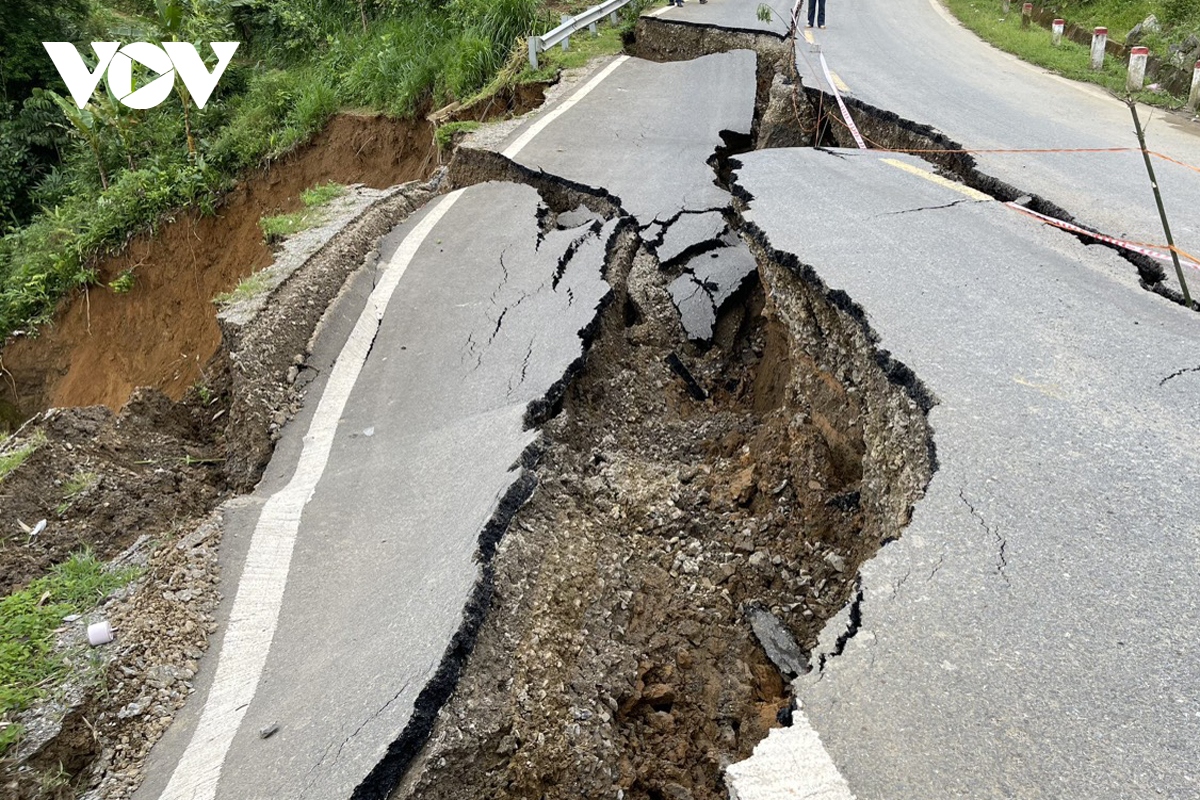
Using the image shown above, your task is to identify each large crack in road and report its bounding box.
[361,11,1200,800]
[358,21,945,800]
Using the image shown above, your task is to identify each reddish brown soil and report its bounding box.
[0,113,437,417]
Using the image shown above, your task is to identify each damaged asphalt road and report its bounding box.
[737,147,1200,798]
[129,2,1200,798]
[134,182,617,800]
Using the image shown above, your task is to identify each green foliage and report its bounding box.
[0,0,91,100]
[0,551,141,756]
[213,268,271,303]
[301,181,345,206]
[258,181,343,242]
[57,470,99,514]
[436,120,481,151]
[109,269,136,294]
[0,430,44,482]
[0,0,557,341]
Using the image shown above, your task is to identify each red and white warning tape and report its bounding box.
[818,52,866,150]
[1006,203,1200,271]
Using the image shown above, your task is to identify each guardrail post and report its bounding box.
[1021,3,1032,28]
[609,11,619,24]
[1090,27,1107,71]
[528,37,539,70]
[589,19,598,35]
[1127,46,1149,92]
[1052,18,1064,46]
[561,15,571,52]
[1189,61,1200,112]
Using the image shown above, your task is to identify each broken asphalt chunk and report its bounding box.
[665,352,708,401]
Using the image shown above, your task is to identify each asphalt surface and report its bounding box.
[507,50,757,226]
[136,51,757,800]
[737,147,1200,798]
[136,183,615,800]
[789,0,1200,296]
[651,0,788,34]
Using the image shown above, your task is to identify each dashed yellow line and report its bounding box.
[881,158,992,201]
[829,70,850,93]
[802,29,815,44]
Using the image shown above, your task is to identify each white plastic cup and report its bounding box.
[88,620,114,646]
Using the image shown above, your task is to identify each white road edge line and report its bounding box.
[158,50,634,800]
[158,190,462,800]
[503,55,630,159]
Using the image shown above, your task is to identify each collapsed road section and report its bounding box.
[386,23,933,800]
[18,4,1194,799]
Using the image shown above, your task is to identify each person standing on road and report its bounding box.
[807,0,826,28]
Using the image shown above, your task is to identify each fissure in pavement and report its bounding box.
[378,26,937,799]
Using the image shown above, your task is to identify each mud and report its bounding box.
[0,113,439,420]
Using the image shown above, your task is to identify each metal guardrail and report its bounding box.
[527,0,635,70]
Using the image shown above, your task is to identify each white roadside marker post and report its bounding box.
[1091,27,1108,71]
[1052,18,1065,46]
[561,15,571,52]
[1189,60,1200,112]
[1127,46,1149,93]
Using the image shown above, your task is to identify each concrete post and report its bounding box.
[1002,0,1010,15]
[1189,61,1200,111]
[609,11,619,25]
[1021,3,1032,28]
[1127,47,1149,93]
[561,15,570,52]
[1091,27,1107,71]
[589,19,598,36]
[1052,19,1064,46]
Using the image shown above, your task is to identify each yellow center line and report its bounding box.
[829,70,850,93]
[802,29,815,44]
[881,158,992,201]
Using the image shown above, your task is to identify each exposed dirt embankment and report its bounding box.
[0,113,438,419]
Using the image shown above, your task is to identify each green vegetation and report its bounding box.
[56,470,99,514]
[0,430,45,483]
[108,269,136,294]
[259,180,345,242]
[213,268,271,304]
[436,120,482,151]
[0,0,562,341]
[944,0,1200,105]
[0,551,141,756]
[541,23,627,71]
